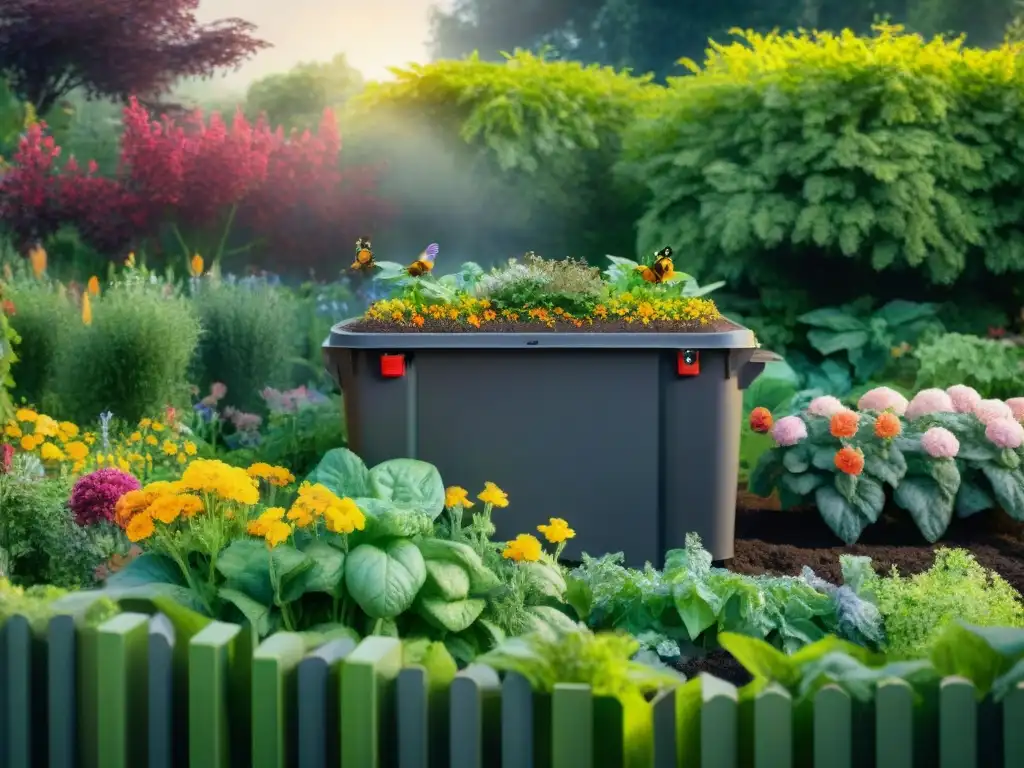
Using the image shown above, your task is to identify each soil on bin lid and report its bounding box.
[672,497,1024,688]
[346,317,745,333]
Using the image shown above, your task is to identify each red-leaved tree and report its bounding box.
[0,0,268,115]
[0,98,390,273]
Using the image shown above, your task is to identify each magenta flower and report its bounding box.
[771,415,808,447]
[0,444,12,474]
[69,468,141,527]
[906,388,955,420]
[920,427,959,459]
[985,418,1024,449]
[946,385,982,414]
[973,399,1014,426]
[857,386,908,415]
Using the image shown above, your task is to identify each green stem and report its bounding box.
[170,224,191,262]
[213,204,238,268]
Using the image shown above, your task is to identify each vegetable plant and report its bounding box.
[565,533,883,661]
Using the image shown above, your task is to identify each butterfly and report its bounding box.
[636,246,674,284]
[407,243,439,277]
[351,237,376,270]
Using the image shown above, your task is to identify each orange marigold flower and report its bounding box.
[411,314,425,327]
[466,314,481,328]
[834,446,865,476]
[874,411,902,439]
[829,409,860,439]
[749,407,773,433]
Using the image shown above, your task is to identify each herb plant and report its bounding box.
[913,333,1024,399]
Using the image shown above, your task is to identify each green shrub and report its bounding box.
[51,283,200,424]
[6,282,75,409]
[0,474,102,588]
[624,26,1024,301]
[192,282,299,413]
[867,548,1024,660]
[913,332,1024,398]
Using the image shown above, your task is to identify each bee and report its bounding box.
[406,243,439,277]
[351,237,376,270]
[636,246,674,284]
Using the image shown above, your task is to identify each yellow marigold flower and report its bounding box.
[129,431,142,443]
[145,435,158,446]
[84,433,95,445]
[184,441,197,456]
[161,440,177,456]
[4,423,22,438]
[59,421,79,438]
[249,506,287,537]
[149,495,186,525]
[177,453,187,464]
[143,480,183,497]
[96,453,106,464]
[39,442,65,461]
[151,421,164,432]
[28,245,46,277]
[444,486,473,509]
[118,459,131,472]
[34,414,58,437]
[125,512,155,542]
[286,505,315,528]
[502,534,542,562]
[19,435,34,451]
[81,293,92,325]
[87,276,100,296]
[15,408,37,423]
[190,254,204,277]
[247,462,294,487]
[478,482,509,508]
[116,490,152,525]
[537,517,576,544]
[264,520,292,548]
[323,498,367,534]
[64,441,89,461]
[178,459,260,505]
[139,419,152,428]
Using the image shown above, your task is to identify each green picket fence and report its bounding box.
[1,612,1024,767]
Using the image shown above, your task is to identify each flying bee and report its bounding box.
[351,237,376,271]
[406,243,439,277]
[635,246,674,284]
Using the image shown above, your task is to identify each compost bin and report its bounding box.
[324,319,775,566]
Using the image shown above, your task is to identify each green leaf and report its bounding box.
[875,300,937,328]
[416,539,501,593]
[807,330,870,356]
[992,657,1024,701]
[834,471,857,502]
[815,484,870,545]
[106,553,187,588]
[672,579,718,639]
[345,539,427,619]
[369,459,446,519]
[219,587,273,637]
[864,445,907,488]
[979,464,1024,520]
[424,559,471,601]
[305,448,372,497]
[780,471,826,496]
[215,540,274,603]
[955,480,995,518]
[782,446,811,473]
[362,508,435,539]
[810,446,838,471]
[300,541,346,598]
[564,576,593,621]
[296,623,360,651]
[525,605,579,639]
[748,450,783,497]
[930,622,1024,695]
[520,561,568,600]
[719,632,797,686]
[797,308,868,332]
[894,475,956,543]
[415,595,486,633]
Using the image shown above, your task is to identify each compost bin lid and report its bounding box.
[325,317,759,350]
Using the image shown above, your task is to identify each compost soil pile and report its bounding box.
[679,496,1024,687]
[348,317,743,333]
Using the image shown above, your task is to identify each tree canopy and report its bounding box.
[245,54,364,131]
[0,0,268,115]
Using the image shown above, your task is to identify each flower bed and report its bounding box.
[346,249,733,332]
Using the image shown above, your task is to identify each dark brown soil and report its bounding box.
[347,317,743,333]
[730,505,1024,596]
[674,499,1024,687]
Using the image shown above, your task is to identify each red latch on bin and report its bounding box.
[677,350,700,376]
[380,353,405,378]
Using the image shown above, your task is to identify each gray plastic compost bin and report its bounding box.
[323,318,776,567]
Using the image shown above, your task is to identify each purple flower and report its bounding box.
[69,468,141,527]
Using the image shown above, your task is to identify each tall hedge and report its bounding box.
[623,25,1024,298]
[345,51,660,262]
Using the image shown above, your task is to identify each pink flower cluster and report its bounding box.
[921,427,959,458]
[770,415,808,446]
[856,386,909,415]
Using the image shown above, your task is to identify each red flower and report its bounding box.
[0,443,14,474]
[749,406,773,433]
[1,299,15,316]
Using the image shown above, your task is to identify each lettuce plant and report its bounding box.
[566,534,883,661]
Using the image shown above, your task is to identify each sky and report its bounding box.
[196,0,445,86]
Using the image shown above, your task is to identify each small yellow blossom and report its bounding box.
[125,513,155,542]
[15,408,37,423]
[129,431,142,443]
[537,517,576,544]
[502,534,543,562]
[445,486,473,508]
[184,441,197,456]
[4,423,22,438]
[64,441,89,461]
[161,440,177,456]
[478,482,509,508]
[39,442,65,461]
[145,435,158,446]
[264,520,293,548]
